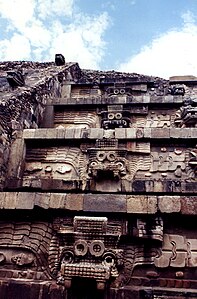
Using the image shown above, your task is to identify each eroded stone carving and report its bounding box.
[100,108,130,129]
[7,70,25,88]
[154,234,197,268]
[0,221,54,280]
[24,146,87,183]
[52,216,123,290]
[87,139,151,181]
[188,145,197,176]
[175,99,197,127]
[147,111,172,128]
[54,110,98,129]
[168,84,185,95]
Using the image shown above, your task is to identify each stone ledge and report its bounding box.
[49,94,184,105]
[7,178,197,194]
[0,192,196,214]
[23,128,197,140]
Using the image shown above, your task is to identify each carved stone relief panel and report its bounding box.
[168,84,185,96]
[103,81,150,98]
[51,215,165,290]
[54,109,99,129]
[147,109,176,128]
[0,216,196,291]
[71,85,101,98]
[22,140,197,192]
[24,146,87,184]
[52,103,194,133]
[51,216,123,290]
[134,144,197,181]
[188,145,197,176]
[86,139,151,192]
[0,221,53,281]
[98,105,148,129]
[175,99,197,127]
[154,234,197,268]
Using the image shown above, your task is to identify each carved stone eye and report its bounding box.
[115,113,122,119]
[114,89,119,95]
[62,251,74,264]
[122,120,127,126]
[116,162,124,170]
[89,240,105,257]
[90,161,98,167]
[107,151,116,162]
[120,89,125,94]
[108,113,115,119]
[102,252,115,266]
[96,151,106,161]
[74,240,88,256]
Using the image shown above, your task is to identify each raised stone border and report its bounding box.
[23,127,197,140]
[0,192,196,214]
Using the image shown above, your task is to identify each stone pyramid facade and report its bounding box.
[0,58,197,298]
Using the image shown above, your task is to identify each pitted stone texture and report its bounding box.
[35,193,50,209]
[49,193,65,209]
[83,194,126,213]
[16,192,35,209]
[65,194,83,211]
[127,195,157,214]
[158,196,181,213]
[181,197,197,215]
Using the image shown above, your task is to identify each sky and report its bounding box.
[0,0,197,78]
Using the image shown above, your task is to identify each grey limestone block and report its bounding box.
[151,128,170,138]
[34,129,48,138]
[83,194,126,213]
[127,195,157,214]
[23,129,36,139]
[16,192,35,209]
[4,192,18,209]
[181,197,197,215]
[64,128,75,138]
[74,128,83,139]
[65,194,83,211]
[126,128,136,139]
[89,128,104,139]
[115,128,126,139]
[158,196,181,213]
[49,193,65,209]
[35,192,50,209]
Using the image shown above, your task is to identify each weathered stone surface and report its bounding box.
[89,128,103,139]
[181,197,197,214]
[23,129,36,139]
[83,194,126,212]
[16,192,35,209]
[0,192,6,209]
[127,195,157,214]
[158,196,181,213]
[7,137,25,179]
[4,192,18,209]
[151,128,170,138]
[49,193,65,209]
[169,75,197,82]
[115,128,126,139]
[65,193,83,211]
[35,193,50,209]
[1,60,197,297]
[126,128,137,139]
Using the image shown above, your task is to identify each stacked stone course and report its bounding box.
[0,60,197,298]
